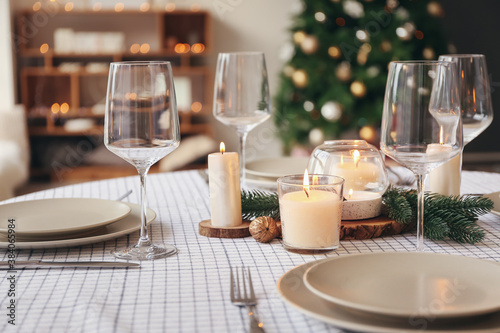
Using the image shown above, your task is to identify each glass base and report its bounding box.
[283,243,338,255]
[111,244,178,260]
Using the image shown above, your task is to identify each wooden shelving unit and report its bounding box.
[14,8,213,180]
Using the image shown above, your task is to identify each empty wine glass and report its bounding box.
[105,61,180,260]
[381,61,462,251]
[213,52,271,186]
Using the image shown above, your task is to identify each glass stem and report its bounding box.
[237,131,248,187]
[137,167,151,248]
[416,173,427,252]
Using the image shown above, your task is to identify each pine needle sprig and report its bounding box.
[241,190,279,220]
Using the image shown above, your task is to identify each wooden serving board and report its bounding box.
[199,220,251,238]
[340,215,412,240]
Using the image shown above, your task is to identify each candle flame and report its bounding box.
[348,189,353,199]
[303,169,310,198]
[312,175,319,186]
[220,142,225,154]
[353,150,360,168]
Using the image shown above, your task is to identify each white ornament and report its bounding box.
[309,128,325,146]
[321,102,342,121]
[367,66,380,78]
[279,42,295,61]
[343,0,364,18]
[303,101,314,112]
[356,30,369,42]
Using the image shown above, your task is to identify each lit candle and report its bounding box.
[208,142,242,227]
[342,189,382,220]
[427,128,460,195]
[278,170,343,251]
[330,150,379,191]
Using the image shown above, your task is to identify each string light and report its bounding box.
[165,3,176,12]
[191,102,202,112]
[130,43,140,54]
[139,43,150,54]
[64,2,74,11]
[140,3,150,12]
[33,2,42,11]
[115,2,124,12]
[40,43,49,54]
[191,43,205,53]
[51,103,60,114]
[60,103,69,114]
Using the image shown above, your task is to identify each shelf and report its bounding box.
[20,49,208,59]
[29,125,104,136]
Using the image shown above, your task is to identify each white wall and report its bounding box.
[9,0,298,158]
[0,0,15,110]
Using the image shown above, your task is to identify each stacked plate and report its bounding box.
[278,252,500,332]
[483,191,500,217]
[245,157,309,191]
[0,198,156,249]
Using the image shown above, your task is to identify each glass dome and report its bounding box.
[307,140,389,194]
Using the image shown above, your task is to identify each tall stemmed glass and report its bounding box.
[105,61,180,260]
[439,54,493,145]
[381,61,462,251]
[213,52,271,186]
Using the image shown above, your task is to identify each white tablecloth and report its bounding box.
[1,170,500,333]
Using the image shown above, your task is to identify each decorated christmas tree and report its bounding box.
[274,0,450,153]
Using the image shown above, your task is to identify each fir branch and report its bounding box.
[241,190,279,220]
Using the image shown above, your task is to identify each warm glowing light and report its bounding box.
[191,43,205,53]
[258,323,264,328]
[140,2,150,11]
[303,169,310,198]
[64,2,74,11]
[174,43,190,53]
[191,102,202,112]
[93,2,102,11]
[130,43,140,54]
[51,103,60,114]
[115,2,124,12]
[348,189,353,199]
[190,3,201,12]
[129,92,137,100]
[328,46,341,59]
[220,142,225,154]
[40,43,49,54]
[33,2,42,11]
[60,103,69,113]
[312,175,319,186]
[140,43,150,53]
[359,126,376,142]
[165,3,176,11]
[353,150,360,167]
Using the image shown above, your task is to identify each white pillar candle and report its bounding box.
[342,190,382,220]
[329,151,379,191]
[429,153,461,196]
[280,190,342,249]
[208,142,242,227]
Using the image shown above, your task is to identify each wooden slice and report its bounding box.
[340,215,412,240]
[199,220,251,238]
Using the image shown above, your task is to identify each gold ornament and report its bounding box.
[423,47,435,60]
[293,31,306,44]
[427,1,444,17]
[359,125,377,142]
[283,65,295,77]
[300,35,319,54]
[249,216,281,243]
[336,62,352,82]
[328,46,342,59]
[380,40,392,52]
[292,69,308,88]
[350,81,367,98]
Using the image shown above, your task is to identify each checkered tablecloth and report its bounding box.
[1,170,500,333]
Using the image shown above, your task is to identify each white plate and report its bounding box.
[483,191,500,217]
[0,198,131,237]
[303,252,500,319]
[245,157,309,180]
[278,259,500,333]
[0,203,155,249]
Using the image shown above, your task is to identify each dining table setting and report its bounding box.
[2,53,500,333]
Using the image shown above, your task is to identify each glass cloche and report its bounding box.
[307,140,389,195]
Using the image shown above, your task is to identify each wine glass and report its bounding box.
[105,61,180,260]
[439,54,493,145]
[213,52,271,186]
[381,61,462,251]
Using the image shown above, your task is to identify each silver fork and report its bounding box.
[230,267,265,333]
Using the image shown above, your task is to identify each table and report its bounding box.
[1,170,500,333]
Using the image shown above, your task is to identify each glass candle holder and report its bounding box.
[277,174,344,254]
[307,140,389,220]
